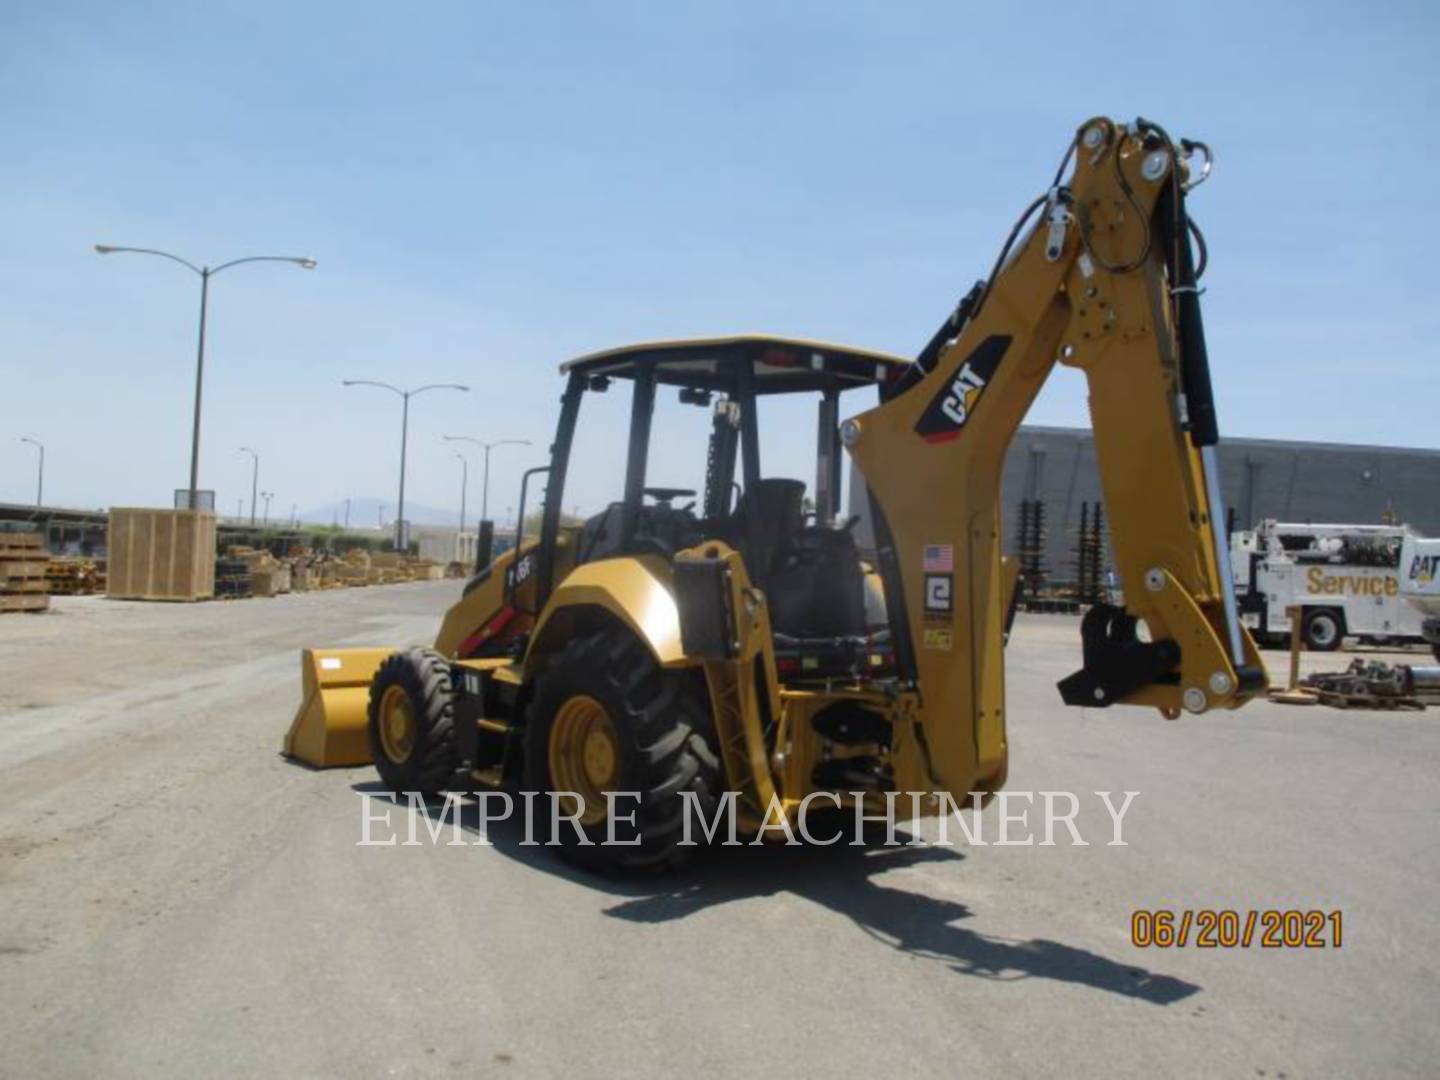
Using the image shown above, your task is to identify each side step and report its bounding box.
[448,660,523,788]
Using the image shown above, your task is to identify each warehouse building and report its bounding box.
[849,427,1440,585]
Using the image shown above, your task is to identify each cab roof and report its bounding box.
[560,334,908,395]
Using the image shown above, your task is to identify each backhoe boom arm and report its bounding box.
[846,117,1265,795]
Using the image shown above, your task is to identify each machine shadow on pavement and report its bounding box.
[361,784,1200,1006]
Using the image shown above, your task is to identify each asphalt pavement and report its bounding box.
[1,583,1436,1078]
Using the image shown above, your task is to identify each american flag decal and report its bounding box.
[922,544,953,573]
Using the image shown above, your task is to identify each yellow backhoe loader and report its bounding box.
[286,116,1266,870]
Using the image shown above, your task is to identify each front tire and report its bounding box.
[367,648,457,795]
[524,629,721,873]
[1302,608,1344,652]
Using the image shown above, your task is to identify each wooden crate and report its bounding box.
[107,509,216,601]
[291,565,317,592]
[250,564,292,598]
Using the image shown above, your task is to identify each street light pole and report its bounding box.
[453,451,469,533]
[442,436,532,527]
[239,446,259,525]
[19,437,43,506]
[94,246,316,511]
[342,380,469,551]
[399,393,409,547]
[344,498,351,530]
[191,268,209,505]
[261,491,273,526]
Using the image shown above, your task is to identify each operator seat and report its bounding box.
[730,478,866,641]
[730,478,806,585]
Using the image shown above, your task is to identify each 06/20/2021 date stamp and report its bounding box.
[1131,909,1342,949]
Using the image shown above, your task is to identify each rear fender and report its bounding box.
[522,556,690,677]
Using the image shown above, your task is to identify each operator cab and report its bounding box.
[532,335,907,679]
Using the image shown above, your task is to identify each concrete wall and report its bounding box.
[849,427,1440,584]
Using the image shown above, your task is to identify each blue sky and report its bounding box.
[2,1,1436,521]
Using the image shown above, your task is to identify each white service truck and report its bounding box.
[1231,521,1426,651]
[1399,532,1440,660]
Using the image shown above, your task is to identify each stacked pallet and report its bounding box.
[227,545,293,598]
[412,559,445,581]
[0,534,51,613]
[291,554,343,590]
[365,552,446,583]
[324,564,367,587]
[368,552,413,584]
[45,556,106,595]
[190,545,440,601]
[330,549,373,587]
[215,556,252,598]
[291,563,317,592]
[250,562,293,598]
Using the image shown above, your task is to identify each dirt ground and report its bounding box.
[1,584,1436,1078]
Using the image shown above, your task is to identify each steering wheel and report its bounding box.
[643,487,697,506]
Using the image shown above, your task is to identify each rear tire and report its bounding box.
[1302,608,1344,652]
[524,629,721,873]
[367,648,457,795]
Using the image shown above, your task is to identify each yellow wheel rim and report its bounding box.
[548,694,619,827]
[378,684,417,764]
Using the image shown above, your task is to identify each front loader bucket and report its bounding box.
[284,648,395,767]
